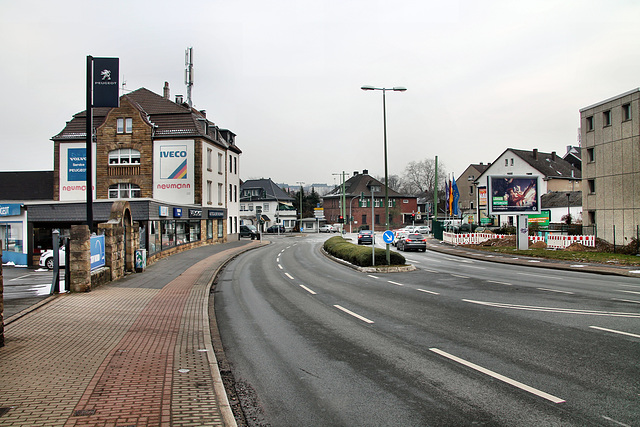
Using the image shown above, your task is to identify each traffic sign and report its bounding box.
[383,230,395,244]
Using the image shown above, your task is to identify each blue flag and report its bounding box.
[452,175,460,216]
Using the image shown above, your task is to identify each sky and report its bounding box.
[2,0,640,187]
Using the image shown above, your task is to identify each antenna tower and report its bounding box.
[185,47,194,107]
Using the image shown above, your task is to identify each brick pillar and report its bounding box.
[99,222,125,281]
[69,225,91,293]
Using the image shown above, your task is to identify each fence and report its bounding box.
[442,232,592,249]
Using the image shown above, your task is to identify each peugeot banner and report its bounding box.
[93,57,119,108]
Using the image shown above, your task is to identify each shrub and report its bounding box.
[323,236,406,267]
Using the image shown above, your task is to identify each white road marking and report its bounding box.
[367,275,379,279]
[611,298,640,304]
[429,348,565,404]
[300,285,317,295]
[464,265,486,270]
[388,281,404,286]
[334,305,374,324]
[285,273,294,280]
[528,260,541,263]
[619,290,640,295]
[451,274,469,279]
[278,264,283,270]
[487,280,512,286]
[417,289,440,295]
[570,265,585,268]
[589,326,640,339]
[602,415,632,427]
[421,268,439,273]
[10,274,36,281]
[517,272,563,280]
[463,299,640,318]
[537,288,575,295]
[406,259,420,264]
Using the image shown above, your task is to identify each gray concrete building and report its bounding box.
[580,88,640,245]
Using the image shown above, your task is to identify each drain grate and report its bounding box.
[0,407,11,417]
[73,409,97,416]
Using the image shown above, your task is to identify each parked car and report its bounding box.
[39,246,66,269]
[319,224,336,233]
[357,230,374,245]
[416,225,431,234]
[239,224,259,239]
[266,224,286,233]
[397,233,427,252]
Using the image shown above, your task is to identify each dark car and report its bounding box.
[397,233,426,252]
[357,230,374,245]
[239,224,259,239]
[266,224,286,233]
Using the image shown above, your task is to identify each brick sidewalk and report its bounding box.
[0,241,261,426]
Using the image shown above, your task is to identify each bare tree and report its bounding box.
[374,174,402,192]
[401,159,447,196]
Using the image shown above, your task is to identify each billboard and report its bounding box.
[59,143,96,201]
[153,140,194,204]
[93,57,119,108]
[488,176,540,215]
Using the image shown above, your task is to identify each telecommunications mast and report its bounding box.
[185,47,194,107]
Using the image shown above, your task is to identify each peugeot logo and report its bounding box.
[100,69,112,81]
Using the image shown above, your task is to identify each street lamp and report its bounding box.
[296,181,304,232]
[361,85,406,264]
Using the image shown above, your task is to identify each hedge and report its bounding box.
[323,236,406,267]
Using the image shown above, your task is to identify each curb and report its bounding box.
[320,247,417,273]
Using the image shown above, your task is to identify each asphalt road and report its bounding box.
[215,234,640,426]
[2,265,62,318]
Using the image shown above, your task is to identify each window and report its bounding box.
[587,147,595,163]
[234,185,237,202]
[234,157,237,174]
[375,214,380,224]
[588,179,595,194]
[218,183,223,204]
[116,118,133,133]
[586,116,594,131]
[207,180,212,204]
[109,148,140,165]
[230,155,233,171]
[588,210,596,224]
[229,184,233,202]
[263,203,269,212]
[603,110,611,127]
[623,103,631,121]
[362,214,367,224]
[207,148,212,171]
[218,153,223,174]
[505,159,508,166]
[108,183,141,199]
[510,158,514,166]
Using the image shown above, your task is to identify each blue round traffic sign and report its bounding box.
[383,230,395,244]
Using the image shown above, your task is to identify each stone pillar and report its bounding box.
[69,225,91,293]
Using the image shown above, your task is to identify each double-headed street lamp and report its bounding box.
[361,85,406,265]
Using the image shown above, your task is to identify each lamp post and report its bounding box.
[296,181,304,232]
[361,85,406,264]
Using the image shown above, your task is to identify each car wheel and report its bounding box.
[45,257,54,269]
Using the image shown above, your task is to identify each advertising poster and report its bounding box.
[488,176,540,215]
[478,186,487,207]
[153,140,194,204]
[59,143,95,201]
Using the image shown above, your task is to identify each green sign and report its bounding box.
[528,210,550,227]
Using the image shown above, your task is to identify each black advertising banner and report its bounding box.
[93,57,119,107]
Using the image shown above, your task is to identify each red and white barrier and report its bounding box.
[547,234,595,249]
[443,232,593,249]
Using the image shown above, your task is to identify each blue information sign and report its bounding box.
[90,235,106,270]
[383,230,395,244]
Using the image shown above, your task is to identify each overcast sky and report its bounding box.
[2,0,639,187]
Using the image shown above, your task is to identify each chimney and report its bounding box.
[353,171,358,176]
[363,169,369,175]
[163,82,170,99]
[533,148,538,160]
[199,110,206,118]
[175,94,183,104]
[551,151,556,161]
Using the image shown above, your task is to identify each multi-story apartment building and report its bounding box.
[580,89,640,245]
[23,85,241,262]
[239,178,297,231]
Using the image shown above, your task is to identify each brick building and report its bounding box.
[322,170,418,232]
[24,84,241,263]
